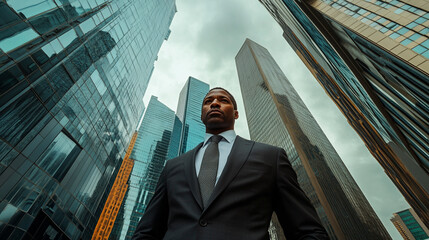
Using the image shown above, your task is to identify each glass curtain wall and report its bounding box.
[0,0,176,239]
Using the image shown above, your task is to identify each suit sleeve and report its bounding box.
[274,148,329,240]
[132,161,169,240]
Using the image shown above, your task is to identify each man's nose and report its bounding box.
[210,99,221,107]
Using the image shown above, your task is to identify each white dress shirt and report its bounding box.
[195,130,237,185]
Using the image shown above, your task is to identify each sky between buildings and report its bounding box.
[142,0,410,239]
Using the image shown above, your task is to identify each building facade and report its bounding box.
[109,96,175,240]
[0,0,176,239]
[258,0,429,225]
[391,208,429,240]
[236,39,390,239]
[168,77,210,157]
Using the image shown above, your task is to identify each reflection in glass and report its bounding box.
[0,204,17,224]
[91,70,107,95]
[0,0,177,238]
[80,17,96,34]
[29,8,67,34]
[41,43,56,58]
[58,29,78,49]
[5,0,57,18]
[36,132,77,176]
[55,0,89,15]
[0,28,39,53]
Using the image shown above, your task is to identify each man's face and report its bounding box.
[201,89,238,133]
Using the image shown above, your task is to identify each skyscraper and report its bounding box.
[258,0,429,225]
[109,96,175,240]
[168,77,210,157]
[236,39,390,239]
[0,0,176,239]
[391,208,429,240]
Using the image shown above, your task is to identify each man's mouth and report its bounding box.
[208,110,223,116]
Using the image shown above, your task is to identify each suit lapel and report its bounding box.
[203,136,254,212]
[184,142,204,210]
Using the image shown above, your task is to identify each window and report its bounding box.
[5,0,57,18]
[409,33,421,41]
[0,27,39,53]
[420,28,429,35]
[415,17,427,24]
[421,39,429,48]
[406,22,418,29]
[380,27,389,33]
[400,39,412,46]
[36,131,81,182]
[394,8,404,14]
[397,27,410,35]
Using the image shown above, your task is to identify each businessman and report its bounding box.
[132,87,329,240]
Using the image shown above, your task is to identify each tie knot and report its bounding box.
[210,135,223,144]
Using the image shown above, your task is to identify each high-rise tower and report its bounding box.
[236,39,390,239]
[0,0,176,239]
[258,0,429,225]
[168,77,210,157]
[391,208,429,240]
[109,96,175,240]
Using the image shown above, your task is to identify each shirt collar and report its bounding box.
[203,130,236,147]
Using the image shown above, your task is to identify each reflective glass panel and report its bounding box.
[389,32,400,39]
[421,39,429,48]
[0,28,39,53]
[397,27,410,35]
[6,0,57,18]
[58,29,78,49]
[79,17,96,34]
[412,45,427,54]
[36,132,76,176]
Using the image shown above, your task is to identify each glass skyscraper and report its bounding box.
[258,0,429,226]
[109,96,175,240]
[0,0,176,239]
[168,77,210,157]
[391,208,429,240]
[236,38,390,239]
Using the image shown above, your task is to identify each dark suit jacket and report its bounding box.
[132,136,328,240]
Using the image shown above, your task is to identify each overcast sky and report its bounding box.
[143,0,410,238]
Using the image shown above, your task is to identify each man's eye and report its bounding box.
[204,100,212,104]
[221,99,229,103]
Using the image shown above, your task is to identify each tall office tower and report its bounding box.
[391,208,429,240]
[0,0,176,239]
[109,96,175,240]
[258,0,429,225]
[168,77,210,157]
[236,39,390,239]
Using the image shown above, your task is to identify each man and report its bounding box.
[132,88,329,240]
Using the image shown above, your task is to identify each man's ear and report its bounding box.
[234,110,239,119]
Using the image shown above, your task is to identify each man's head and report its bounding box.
[201,87,239,134]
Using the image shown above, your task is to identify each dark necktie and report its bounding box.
[198,135,223,208]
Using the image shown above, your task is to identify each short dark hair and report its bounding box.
[205,87,237,110]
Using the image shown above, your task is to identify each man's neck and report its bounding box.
[206,128,234,135]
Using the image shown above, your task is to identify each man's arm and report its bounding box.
[274,148,329,240]
[132,162,169,240]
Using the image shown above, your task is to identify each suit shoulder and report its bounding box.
[236,136,283,157]
[238,136,282,152]
[254,141,282,151]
